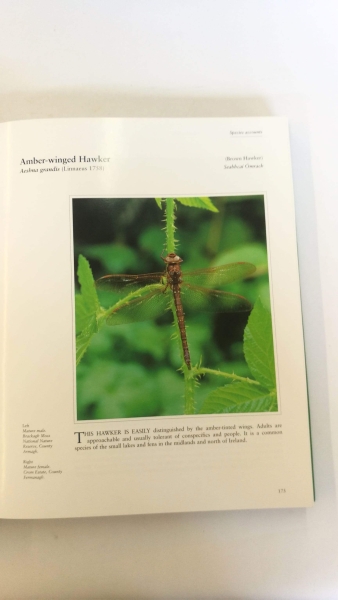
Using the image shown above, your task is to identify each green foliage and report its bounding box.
[155,196,218,212]
[244,298,276,390]
[139,226,165,257]
[78,362,183,419]
[175,197,218,212]
[77,254,100,315]
[76,319,99,366]
[83,243,138,273]
[212,243,267,273]
[75,255,101,365]
[199,299,277,414]
[199,382,277,414]
[74,195,277,419]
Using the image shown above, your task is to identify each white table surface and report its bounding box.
[1,2,338,598]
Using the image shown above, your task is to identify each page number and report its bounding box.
[278,488,286,494]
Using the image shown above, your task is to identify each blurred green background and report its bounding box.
[73,196,270,420]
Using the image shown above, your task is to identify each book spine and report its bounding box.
[0,122,10,512]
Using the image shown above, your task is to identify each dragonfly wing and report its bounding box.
[180,284,252,313]
[183,262,256,287]
[96,272,164,292]
[106,289,170,325]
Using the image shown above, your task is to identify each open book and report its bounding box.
[0,117,313,518]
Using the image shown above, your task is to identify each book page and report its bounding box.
[1,118,313,518]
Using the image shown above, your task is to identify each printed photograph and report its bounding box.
[73,196,277,420]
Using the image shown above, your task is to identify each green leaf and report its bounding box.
[155,197,163,208]
[139,225,165,257]
[199,381,277,414]
[75,255,101,364]
[75,294,88,334]
[76,319,98,365]
[212,243,267,273]
[220,216,252,249]
[113,321,169,360]
[244,298,276,390]
[77,254,100,315]
[256,282,271,311]
[82,243,138,273]
[175,197,219,212]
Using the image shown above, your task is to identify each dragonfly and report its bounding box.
[96,252,256,369]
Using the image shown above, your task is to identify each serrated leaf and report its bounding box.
[175,197,219,212]
[76,318,98,365]
[77,254,100,315]
[199,381,277,414]
[75,255,101,364]
[244,298,276,390]
[75,294,89,334]
[155,198,163,208]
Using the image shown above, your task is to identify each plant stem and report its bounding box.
[194,367,260,386]
[100,284,161,324]
[165,198,176,252]
[183,368,196,415]
[164,198,196,414]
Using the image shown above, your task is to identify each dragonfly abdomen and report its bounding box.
[172,284,191,369]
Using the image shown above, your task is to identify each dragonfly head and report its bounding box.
[162,252,183,264]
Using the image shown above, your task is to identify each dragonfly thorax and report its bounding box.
[162,252,183,265]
